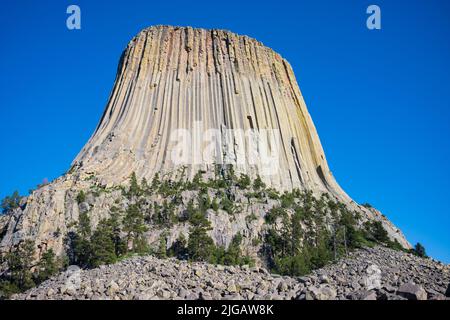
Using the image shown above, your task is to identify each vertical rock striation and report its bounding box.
[0,26,411,260]
[74,26,348,198]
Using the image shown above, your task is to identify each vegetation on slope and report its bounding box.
[0,166,427,298]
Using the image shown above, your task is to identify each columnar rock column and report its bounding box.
[0,26,411,259]
[74,25,349,199]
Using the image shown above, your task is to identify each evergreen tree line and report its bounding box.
[262,190,422,276]
[0,169,428,298]
[65,172,254,270]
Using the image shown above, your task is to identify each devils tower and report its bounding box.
[75,25,347,195]
[0,26,410,264]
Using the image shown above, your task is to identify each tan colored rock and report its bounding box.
[0,26,410,259]
[73,25,348,197]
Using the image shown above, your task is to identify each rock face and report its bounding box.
[0,25,410,259]
[12,246,449,300]
[74,25,345,195]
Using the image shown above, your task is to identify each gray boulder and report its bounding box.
[305,285,337,300]
[397,282,427,300]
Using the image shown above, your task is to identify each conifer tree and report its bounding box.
[187,226,215,262]
[71,211,93,267]
[129,172,141,197]
[123,204,148,253]
[90,219,117,267]
[413,242,427,258]
[5,240,36,291]
[169,233,188,259]
[36,249,58,283]
[1,190,21,213]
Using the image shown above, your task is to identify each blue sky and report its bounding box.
[1,0,449,262]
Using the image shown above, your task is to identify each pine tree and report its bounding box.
[129,172,141,197]
[309,228,333,269]
[1,190,21,213]
[222,233,251,266]
[5,240,36,291]
[197,191,211,213]
[367,220,389,243]
[108,208,127,257]
[141,177,149,194]
[123,204,148,253]
[413,242,427,258]
[185,199,210,227]
[225,165,236,186]
[187,226,215,262]
[157,233,168,258]
[71,211,93,267]
[169,234,188,259]
[90,219,117,267]
[78,211,92,238]
[36,249,58,283]
[151,173,161,190]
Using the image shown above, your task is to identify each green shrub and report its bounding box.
[252,237,261,246]
[245,213,258,223]
[221,195,234,214]
[266,189,280,200]
[211,198,219,211]
[364,220,389,243]
[264,206,286,224]
[222,233,253,266]
[237,174,251,189]
[412,242,427,258]
[1,190,21,213]
[386,239,404,251]
[272,254,310,276]
[186,200,210,227]
[280,192,295,208]
[76,190,86,204]
[253,175,266,191]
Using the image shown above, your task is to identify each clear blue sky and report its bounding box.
[1,0,449,263]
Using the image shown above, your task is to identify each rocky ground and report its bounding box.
[13,246,450,300]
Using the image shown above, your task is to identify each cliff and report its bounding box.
[0,26,410,262]
[74,25,347,195]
